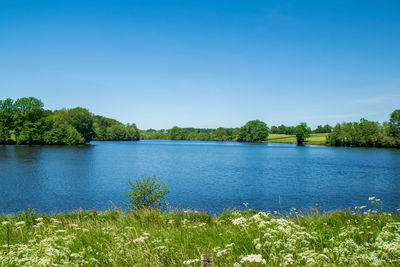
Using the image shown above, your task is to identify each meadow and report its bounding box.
[267,133,328,145]
[1,200,399,266]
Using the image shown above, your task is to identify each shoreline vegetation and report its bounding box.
[1,204,399,266]
[1,97,399,148]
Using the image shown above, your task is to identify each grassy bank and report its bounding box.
[1,206,399,266]
[267,133,328,145]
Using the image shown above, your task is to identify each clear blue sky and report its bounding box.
[1,0,399,129]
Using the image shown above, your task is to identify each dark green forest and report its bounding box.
[326,111,400,148]
[1,97,399,147]
[0,97,139,145]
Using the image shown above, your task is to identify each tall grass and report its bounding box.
[1,205,399,266]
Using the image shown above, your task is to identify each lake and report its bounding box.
[1,140,399,214]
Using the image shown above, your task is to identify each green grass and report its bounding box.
[268,133,329,145]
[1,205,399,266]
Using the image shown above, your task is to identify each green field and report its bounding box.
[1,205,399,266]
[268,133,328,145]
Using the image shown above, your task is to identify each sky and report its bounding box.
[1,0,400,130]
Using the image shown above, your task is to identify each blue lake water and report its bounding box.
[0,140,399,214]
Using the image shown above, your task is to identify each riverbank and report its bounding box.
[1,207,399,266]
[267,133,328,145]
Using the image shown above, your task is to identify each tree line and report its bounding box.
[1,97,399,148]
[326,110,400,148]
[0,97,139,145]
[140,120,313,144]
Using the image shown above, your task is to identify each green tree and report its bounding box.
[13,97,48,144]
[44,113,85,145]
[213,127,228,141]
[126,176,168,211]
[237,120,269,142]
[295,122,311,145]
[63,107,95,142]
[390,109,400,138]
[0,98,15,144]
[125,123,140,141]
[169,126,185,140]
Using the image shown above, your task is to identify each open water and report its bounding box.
[0,140,399,213]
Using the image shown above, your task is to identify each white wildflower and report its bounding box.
[15,221,25,227]
[183,259,200,265]
[216,249,228,257]
[231,217,247,225]
[241,254,266,264]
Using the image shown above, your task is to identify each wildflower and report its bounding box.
[55,230,66,233]
[216,249,228,257]
[369,197,375,201]
[35,217,43,221]
[226,243,234,248]
[283,254,294,265]
[1,221,9,226]
[213,246,221,252]
[183,259,200,265]
[133,236,148,243]
[233,263,240,267]
[231,217,247,225]
[241,254,266,264]
[15,221,25,227]
[255,243,262,250]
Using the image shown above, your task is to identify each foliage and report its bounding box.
[313,124,332,133]
[62,107,95,143]
[126,176,169,211]
[44,113,85,145]
[326,116,399,148]
[140,127,239,142]
[0,203,399,266]
[0,98,14,144]
[270,124,296,135]
[13,97,49,144]
[0,97,140,145]
[295,122,311,145]
[93,115,140,141]
[237,120,269,142]
[390,109,400,141]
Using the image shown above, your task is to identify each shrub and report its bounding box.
[126,176,168,211]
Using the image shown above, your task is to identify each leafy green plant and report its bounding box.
[126,176,168,211]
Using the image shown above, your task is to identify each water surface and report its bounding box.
[1,140,399,213]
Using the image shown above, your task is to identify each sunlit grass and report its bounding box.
[1,201,399,266]
[268,133,328,145]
